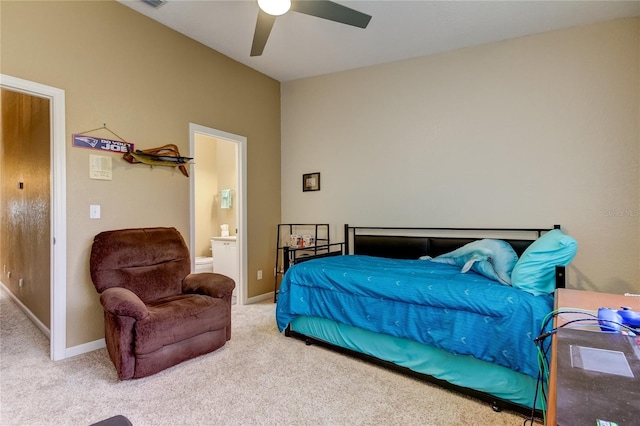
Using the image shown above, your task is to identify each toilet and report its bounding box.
[194,256,214,273]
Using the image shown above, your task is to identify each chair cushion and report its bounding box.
[90,227,190,302]
[134,294,229,355]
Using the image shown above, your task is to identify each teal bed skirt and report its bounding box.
[290,315,542,411]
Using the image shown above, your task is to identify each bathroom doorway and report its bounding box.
[189,123,246,305]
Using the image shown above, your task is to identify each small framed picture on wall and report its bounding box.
[303,172,320,192]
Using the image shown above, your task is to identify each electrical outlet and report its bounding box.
[257,270,263,280]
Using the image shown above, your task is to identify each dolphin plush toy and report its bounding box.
[422,239,519,285]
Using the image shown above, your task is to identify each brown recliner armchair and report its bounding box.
[89,227,235,380]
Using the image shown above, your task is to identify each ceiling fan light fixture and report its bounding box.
[258,0,291,16]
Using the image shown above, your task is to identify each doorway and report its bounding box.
[189,123,247,305]
[0,74,67,360]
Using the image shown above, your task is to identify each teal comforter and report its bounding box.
[276,255,553,378]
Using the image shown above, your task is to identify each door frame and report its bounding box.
[1,74,67,360]
[189,123,247,305]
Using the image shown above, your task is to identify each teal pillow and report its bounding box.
[511,229,577,296]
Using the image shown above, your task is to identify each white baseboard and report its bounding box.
[0,282,50,338]
[246,291,274,304]
[1,281,105,359]
[65,338,106,358]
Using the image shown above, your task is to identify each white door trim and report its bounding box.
[189,123,247,305]
[1,74,67,360]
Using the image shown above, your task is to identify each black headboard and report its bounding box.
[344,224,565,288]
[352,235,537,259]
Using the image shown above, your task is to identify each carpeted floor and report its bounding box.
[0,290,533,425]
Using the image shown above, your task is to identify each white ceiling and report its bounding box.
[119,0,640,82]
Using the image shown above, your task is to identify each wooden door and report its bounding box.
[0,88,51,328]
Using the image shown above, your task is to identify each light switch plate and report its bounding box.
[90,204,101,219]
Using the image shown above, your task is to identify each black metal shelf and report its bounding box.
[274,224,342,302]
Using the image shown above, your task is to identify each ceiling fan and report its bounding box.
[251,0,372,57]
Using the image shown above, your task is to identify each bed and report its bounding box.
[276,224,578,417]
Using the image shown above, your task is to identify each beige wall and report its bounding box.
[282,18,640,294]
[1,0,281,347]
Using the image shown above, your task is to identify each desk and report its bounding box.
[547,289,640,425]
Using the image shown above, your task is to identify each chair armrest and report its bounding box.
[182,273,235,299]
[100,287,149,320]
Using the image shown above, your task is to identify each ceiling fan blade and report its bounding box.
[291,0,371,28]
[251,9,277,57]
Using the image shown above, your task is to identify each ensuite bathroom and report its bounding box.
[193,133,239,302]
